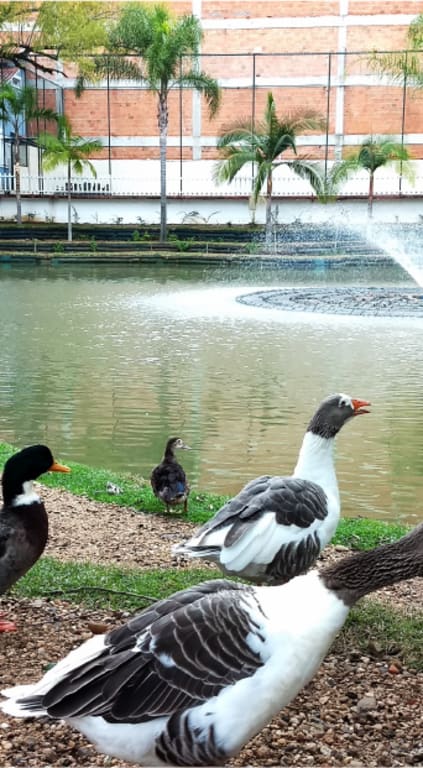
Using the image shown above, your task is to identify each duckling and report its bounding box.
[174,394,371,584]
[150,437,191,514]
[2,522,422,766]
[0,445,70,632]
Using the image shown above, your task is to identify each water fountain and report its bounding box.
[238,218,423,317]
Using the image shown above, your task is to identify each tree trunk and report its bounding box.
[368,172,374,218]
[14,140,22,226]
[158,90,168,243]
[265,171,273,244]
[67,162,72,242]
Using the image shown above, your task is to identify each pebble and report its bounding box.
[357,695,377,712]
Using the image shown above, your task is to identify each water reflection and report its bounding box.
[0,261,422,524]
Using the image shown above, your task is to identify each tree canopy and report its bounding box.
[0,2,115,75]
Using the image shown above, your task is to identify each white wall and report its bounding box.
[1,193,423,227]
[1,158,423,226]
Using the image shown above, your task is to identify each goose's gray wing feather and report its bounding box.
[35,580,265,723]
[199,476,328,548]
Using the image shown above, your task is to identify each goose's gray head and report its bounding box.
[307,393,371,439]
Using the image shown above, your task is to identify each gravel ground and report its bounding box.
[0,484,422,767]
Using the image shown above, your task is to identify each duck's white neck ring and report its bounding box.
[12,480,41,507]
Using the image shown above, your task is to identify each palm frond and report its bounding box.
[214,149,256,183]
[75,55,143,96]
[328,158,362,188]
[175,70,220,116]
[289,159,326,196]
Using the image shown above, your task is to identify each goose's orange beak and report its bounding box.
[49,461,71,473]
[351,398,371,415]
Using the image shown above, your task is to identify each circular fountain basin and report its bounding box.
[237,286,423,317]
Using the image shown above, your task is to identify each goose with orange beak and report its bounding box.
[0,445,70,632]
[174,394,371,584]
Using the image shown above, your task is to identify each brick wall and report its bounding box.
[59,1,423,162]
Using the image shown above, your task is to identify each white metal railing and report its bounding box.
[1,173,423,198]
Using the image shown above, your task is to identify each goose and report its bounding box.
[0,444,70,632]
[173,393,370,584]
[151,437,191,514]
[2,522,422,766]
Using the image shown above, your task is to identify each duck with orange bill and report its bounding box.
[0,445,70,632]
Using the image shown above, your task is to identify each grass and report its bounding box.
[12,557,423,670]
[332,516,409,550]
[340,600,423,670]
[0,441,411,543]
[12,556,219,611]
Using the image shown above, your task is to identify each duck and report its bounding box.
[173,393,370,584]
[2,522,422,767]
[0,444,70,632]
[150,437,191,514]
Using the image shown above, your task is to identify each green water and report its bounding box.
[0,259,422,524]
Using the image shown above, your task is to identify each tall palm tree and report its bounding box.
[37,116,103,241]
[0,83,59,224]
[105,3,220,242]
[329,137,413,217]
[214,92,326,243]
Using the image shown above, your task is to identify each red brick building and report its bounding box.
[3,1,423,221]
[62,1,423,166]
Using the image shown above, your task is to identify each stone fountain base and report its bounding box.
[237,287,423,317]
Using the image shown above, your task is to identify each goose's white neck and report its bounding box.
[12,480,41,507]
[293,431,337,490]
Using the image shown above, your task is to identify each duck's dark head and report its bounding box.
[307,393,371,439]
[165,437,192,458]
[2,445,70,506]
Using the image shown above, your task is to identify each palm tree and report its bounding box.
[106,3,220,242]
[214,92,326,243]
[0,83,59,224]
[37,116,103,241]
[368,14,423,87]
[329,137,413,217]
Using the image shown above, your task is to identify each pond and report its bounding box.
[0,258,422,525]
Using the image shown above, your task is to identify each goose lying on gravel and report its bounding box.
[0,445,70,632]
[174,393,370,584]
[2,522,422,767]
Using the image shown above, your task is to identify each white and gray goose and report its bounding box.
[173,393,371,584]
[2,523,422,766]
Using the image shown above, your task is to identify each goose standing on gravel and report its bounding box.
[173,393,370,584]
[0,445,70,632]
[151,437,191,514]
[2,523,422,766]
